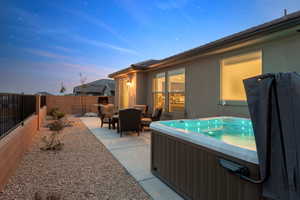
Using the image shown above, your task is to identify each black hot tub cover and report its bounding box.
[244,72,300,200]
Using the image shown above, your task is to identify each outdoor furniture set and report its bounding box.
[98,104,162,137]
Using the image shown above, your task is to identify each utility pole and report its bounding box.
[284,9,287,16]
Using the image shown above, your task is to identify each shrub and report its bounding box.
[49,108,59,117]
[48,120,65,132]
[49,108,65,120]
[41,120,64,151]
[53,111,65,120]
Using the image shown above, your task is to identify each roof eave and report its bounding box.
[109,11,300,76]
[147,15,300,70]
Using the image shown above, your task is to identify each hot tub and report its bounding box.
[150,117,263,200]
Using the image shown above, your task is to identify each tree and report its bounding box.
[59,81,66,95]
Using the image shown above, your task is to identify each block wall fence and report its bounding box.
[0,96,47,191]
[46,96,114,114]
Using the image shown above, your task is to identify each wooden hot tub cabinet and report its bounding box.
[151,130,264,200]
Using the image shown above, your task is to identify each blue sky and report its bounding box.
[1,0,300,94]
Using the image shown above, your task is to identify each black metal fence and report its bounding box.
[0,93,36,139]
[40,96,46,108]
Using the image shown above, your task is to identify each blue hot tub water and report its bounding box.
[159,117,256,151]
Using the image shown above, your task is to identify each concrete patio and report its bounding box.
[80,117,183,200]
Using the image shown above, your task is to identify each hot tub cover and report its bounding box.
[244,72,300,200]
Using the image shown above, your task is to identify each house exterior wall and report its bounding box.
[114,72,148,108]
[136,72,148,105]
[115,78,120,108]
[129,73,137,107]
[143,33,300,119]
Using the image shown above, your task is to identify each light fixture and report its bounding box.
[126,80,132,87]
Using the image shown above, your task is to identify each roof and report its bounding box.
[73,79,115,94]
[108,59,160,78]
[35,91,53,96]
[109,10,300,78]
[131,59,161,69]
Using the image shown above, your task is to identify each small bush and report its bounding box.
[34,192,61,200]
[49,108,65,120]
[49,108,59,117]
[41,120,64,151]
[48,120,65,132]
[53,111,65,120]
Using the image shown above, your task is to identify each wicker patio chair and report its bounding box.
[118,108,142,137]
[141,108,163,130]
[99,104,116,128]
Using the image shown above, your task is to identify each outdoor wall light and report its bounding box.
[126,80,132,87]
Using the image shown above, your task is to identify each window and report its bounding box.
[153,73,165,110]
[168,68,185,112]
[221,51,262,102]
[152,68,185,112]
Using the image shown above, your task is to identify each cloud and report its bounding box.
[22,48,71,60]
[155,0,189,10]
[113,0,152,26]
[57,7,131,45]
[60,62,112,75]
[155,0,196,24]
[52,46,75,53]
[0,59,111,94]
[8,7,68,39]
[73,35,140,55]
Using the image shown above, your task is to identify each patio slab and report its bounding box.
[140,177,183,200]
[111,145,152,181]
[80,117,183,200]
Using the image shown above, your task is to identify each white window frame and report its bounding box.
[152,68,185,113]
[152,72,166,110]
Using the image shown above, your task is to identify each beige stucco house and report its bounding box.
[109,11,300,119]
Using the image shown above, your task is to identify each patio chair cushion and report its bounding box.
[133,105,148,115]
[141,117,152,125]
[100,104,115,117]
[99,104,116,128]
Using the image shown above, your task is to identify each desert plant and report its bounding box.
[41,120,64,151]
[49,108,59,117]
[34,192,61,200]
[53,111,65,120]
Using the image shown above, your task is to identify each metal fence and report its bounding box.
[0,93,36,139]
[40,96,46,108]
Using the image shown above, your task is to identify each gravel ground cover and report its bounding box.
[0,116,150,200]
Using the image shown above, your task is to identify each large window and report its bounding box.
[152,68,185,112]
[221,51,262,102]
[153,73,165,110]
[168,68,185,112]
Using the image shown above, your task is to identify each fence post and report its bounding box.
[21,93,24,126]
[36,96,41,130]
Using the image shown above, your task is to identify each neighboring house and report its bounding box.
[73,79,115,96]
[35,91,53,96]
[109,11,300,119]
